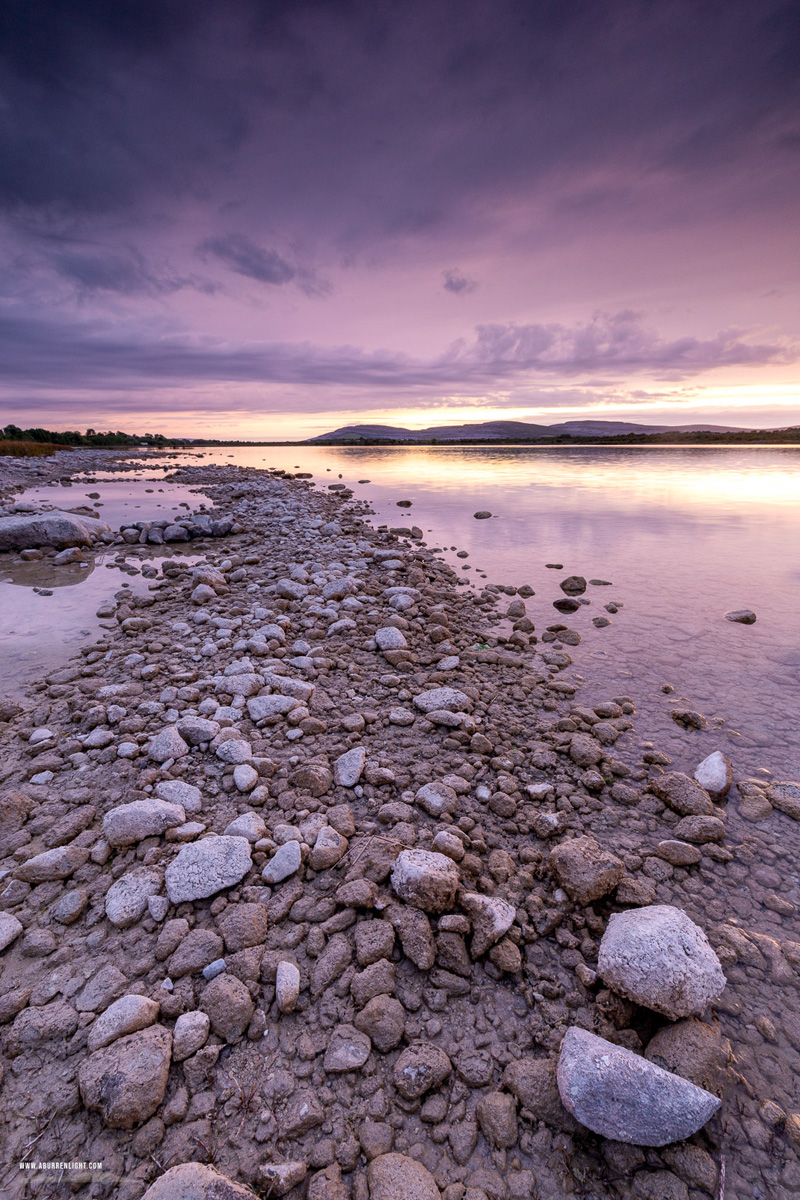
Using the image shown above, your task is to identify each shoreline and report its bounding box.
[0,452,798,1199]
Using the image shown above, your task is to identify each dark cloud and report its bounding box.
[443,269,477,295]
[199,234,295,285]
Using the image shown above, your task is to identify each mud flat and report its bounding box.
[1,457,799,1200]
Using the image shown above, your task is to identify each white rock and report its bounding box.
[0,912,24,953]
[693,751,733,800]
[598,905,726,1020]
[309,825,348,870]
[165,836,253,903]
[413,687,471,714]
[176,716,220,745]
[415,781,458,817]
[224,812,267,842]
[155,780,203,813]
[461,892,516,956]
[105,868,163,928]
[247,694,299,722]
[334,746,366,787]
[375,627,408,651]
[148,726,189,763]
[260,673,314,702]
[83,728,115,749]
[391,849,459,913]
[233,764,259,793]
[172,1010,211,1061]
[87,995,160,1052]
[103,799,185,847]
[216,739,252,764]
[262,840,302,884]
[276,961,301,1013]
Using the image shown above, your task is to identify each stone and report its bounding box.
[311,933,352,996]
[0,912,23,953]
[176,716,220,745]
[172,1010,211,1061]
[549,836,625,905]
[644,1018,726,1096]
[0,510,110,550]
[165,836,252,903]
[288,761,333,796]
[387,904,436,970]
[7,1001,79,1055]
[560,1029,721,1148]
[105,867,163,928]
[148,726,190,763]
[767,781,800,820]
[650,773,714,816]
[369,1153,441,1200]
[569,734,604,767]
[393,1042,452,1099]
[75,964,129,1011]
[215,738,253,763]
[156,779,203,813]
[247,694,299,722]
[354,995,406,1052]
[280,1090,325,1138]
[276,960,301,1013]
[476,1091,518,1148]
[391,849,459,913]
[324,1023,372,1072]
[672,815,726,844]
[200,973,255,1042]
[598,905,726,1019]
[223,811,267,841]
[14,845,89,883]
[560,575,587,595]
[103,799,185,846]
[334,746,366,787]
[310,825,348,869]
[460,892,516,957]
[415,781,458,818]
[355,920,395,966]
[262,839,302,884]
[725,609,756,624]
[413,687,471,714]
[656,840,702,866]
[693,751,732,800]
[142,1163,259,1200]
[88,995,160,1051]
[233,764,259,793]
[351,959,396,1008]
[502,1056,579,1132]
[169,928,225,977]
[79,1025,172,1129]
[260,1162,308,1197]
[360,1121,394,1160]
[218,902,268,952]
[376,626,408,650]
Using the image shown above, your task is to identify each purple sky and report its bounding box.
[1,0,799,438]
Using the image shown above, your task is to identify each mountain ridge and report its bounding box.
[306,418,746,442]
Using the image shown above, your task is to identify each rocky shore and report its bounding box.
[1,452,799,1200]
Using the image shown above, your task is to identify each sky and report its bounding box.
[1,0,799,439]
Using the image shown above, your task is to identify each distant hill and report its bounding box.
[307,419,745,443]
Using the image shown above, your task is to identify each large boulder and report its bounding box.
[390,849,459,913]
[79,1025,172,1129]
[557,1027,721,1146]
[597,905,726,1019]
[549,835,625,905]
[0,509,110,549]
[165,836,252,903]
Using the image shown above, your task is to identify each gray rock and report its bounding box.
[79,1025,172,1129]
[693,751,733,800]
[461,892,516,956]
[334,746,366,787]
[413,686,471,714]
[148,726,189,763]
[223,811,266,841]
[323,1024,372,1072]
[103,798,185,846]
[725,608,756,624]
[766,780,800,820]
[368,1153,441,1200]
[247,694,299,722]
[142,1163,259,1200]
[14,845,89,883]
[275,960,301,1013]
[560,575,587,595]
[375,626,408,651]
[262,839,302,884]
[233,764,259,793]
[0,912,23,952]
[549,835,625,905]
[176,716,220,745]
[215,738,252,764]
[75,964,129,1012]
[597,905,726,1019]
[415,781,458,818]
[557,1027,721,1146]
[87,995,160,1051]
[105,867,163,928]
[165,836,252,903]
[172,1010,211,1061]
[391,849,459,913]
[0,509,110,549]
[259,1162,307,1197]
[155,779,203,813]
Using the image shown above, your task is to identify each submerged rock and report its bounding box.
[725,608,756,624]
[0,509,110,549]
[557,1027,721,1146]
[597,905,726,1019]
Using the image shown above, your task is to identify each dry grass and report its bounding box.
[0,440,65,457]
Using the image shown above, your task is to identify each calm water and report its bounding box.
[3,444,799,781]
